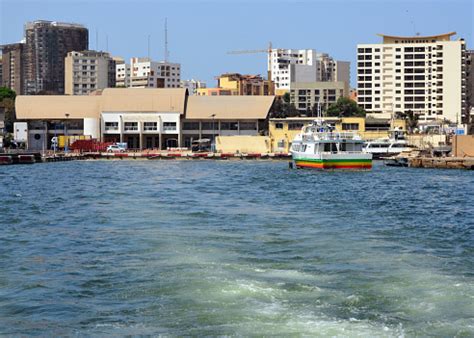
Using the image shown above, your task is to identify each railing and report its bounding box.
[304,132,359,141]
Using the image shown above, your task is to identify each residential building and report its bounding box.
[269,117,406,152]
[268,49,350,94]
[466,50,474,122]
[23,20,88,94]
[356,32,468,123]
[180,79,206,95]
[0,56,2,85]
[65,51,116,95]
[196,73,273,96]
[115,58,130,87]
[116,57,181,88]
[15,89,275,150]
[1,43,25,94]
[290,81,349,113]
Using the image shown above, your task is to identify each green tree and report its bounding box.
[269,96,299,118]
[0,87,17,133]
[326,97,366,118]
[399,110,418,133]
[282,92,291,103]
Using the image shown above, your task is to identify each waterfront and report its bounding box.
[0,161,473,335]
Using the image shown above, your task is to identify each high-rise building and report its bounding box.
[268,49,350,93]
[23,20,88,94]
[1,43,25,94]
[466,50,474,122]
[356,32,468,123]
[65,51,116,95]
[180,79,206,95]
[116,57,181,88]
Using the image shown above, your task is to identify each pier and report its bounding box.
[408,157,474,170]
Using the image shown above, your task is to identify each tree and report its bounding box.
[326,97,366,118]
[268,96,299,118]
[0,87,17,133]
[400,110,418,133]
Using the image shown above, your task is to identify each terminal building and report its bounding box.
[15,88,275,151]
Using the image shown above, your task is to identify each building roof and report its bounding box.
[100,88,187,113]
[186,96,275,120]
[377,32,456,43]
[16,95,101,119]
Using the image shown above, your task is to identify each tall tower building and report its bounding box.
[23,20,88,94]
[357,32,468,123]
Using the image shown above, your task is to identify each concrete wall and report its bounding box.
[452,135,474,157]
[407,134,447,149]
[216,136,270,154]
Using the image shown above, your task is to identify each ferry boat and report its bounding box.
[290,119,372,170]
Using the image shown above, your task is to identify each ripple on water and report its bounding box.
[0,160,473,336]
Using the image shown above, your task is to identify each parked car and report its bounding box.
[106,144,126,153]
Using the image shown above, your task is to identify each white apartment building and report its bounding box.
[268,49,350,92]
[180,79,206,95]
[115,57,130,87]
[65,51,115,95]
[115,57,181,89]
[357,33,468,123]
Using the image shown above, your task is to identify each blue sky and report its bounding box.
[1,0,472,87]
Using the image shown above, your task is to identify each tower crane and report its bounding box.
[227,42,274,81]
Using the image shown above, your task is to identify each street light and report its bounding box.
[211,114,216,152]
[64,113,70,153]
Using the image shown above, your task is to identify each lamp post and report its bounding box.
[211,114,216,152]
[64,113,70,153]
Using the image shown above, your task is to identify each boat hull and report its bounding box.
[292,154,372,170]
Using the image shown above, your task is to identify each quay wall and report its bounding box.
[216,136,271,154]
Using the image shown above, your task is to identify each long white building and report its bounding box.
[357,32,468,123]
[116,57,181,89]
[268,49,350,93]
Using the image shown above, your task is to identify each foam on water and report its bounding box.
[0,160,473,335]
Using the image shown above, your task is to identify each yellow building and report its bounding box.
[269,117,406,153]
[197,73,274,96]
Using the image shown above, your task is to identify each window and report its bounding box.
[143,122,157,131]
[163,122,177,131]
[342,123,359,131]
[183,122,199,130]
[105,122,119,131]
[124,122,138,131]
[240,122,257,130]
[275,122,284,129]
[288,122,304,130]
[220,122,238,130]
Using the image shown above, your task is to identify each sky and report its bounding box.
[1,0,473,88]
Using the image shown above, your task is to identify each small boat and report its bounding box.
[364,131,415,159]
[290,118,372,170]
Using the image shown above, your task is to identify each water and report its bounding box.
[0,160,473,336]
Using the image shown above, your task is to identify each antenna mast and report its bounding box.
[164,18,169,62]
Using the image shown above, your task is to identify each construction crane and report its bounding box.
[227,42,274,81]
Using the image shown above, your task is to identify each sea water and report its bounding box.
[0,160,473,335]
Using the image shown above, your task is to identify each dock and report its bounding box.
[409,157,474,170]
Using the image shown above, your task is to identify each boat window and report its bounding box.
[340,142,346,151]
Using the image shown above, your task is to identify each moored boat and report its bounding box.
[290,119,372,170]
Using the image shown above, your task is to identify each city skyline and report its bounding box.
[0,0,472,87]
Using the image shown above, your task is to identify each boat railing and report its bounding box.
[303,132,359,141]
